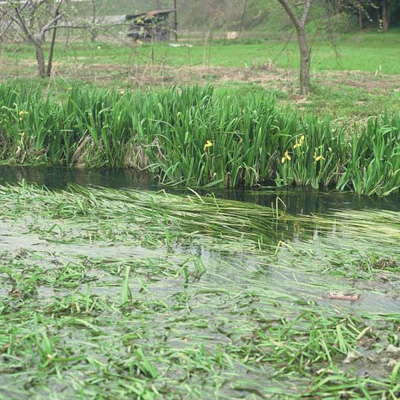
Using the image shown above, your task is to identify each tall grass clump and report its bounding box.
[337,114,400,196]
[0,82,399,195]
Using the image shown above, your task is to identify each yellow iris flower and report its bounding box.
[293,135,305,149]
[204,140,213,151]
[281,150,291,164]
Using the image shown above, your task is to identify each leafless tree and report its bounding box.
[276,0,313,95]
[5,0,67,77]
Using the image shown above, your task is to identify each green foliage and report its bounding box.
[0,83,399,195]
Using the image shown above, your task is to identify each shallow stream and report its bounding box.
[1,165,400,315]
[0,165,399,398]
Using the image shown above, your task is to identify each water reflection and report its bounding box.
[202,186,400,214]
[0,166,154,190]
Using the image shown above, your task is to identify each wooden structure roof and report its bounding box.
[125,9,175,22]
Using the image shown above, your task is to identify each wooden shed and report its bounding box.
[126,9,175,42]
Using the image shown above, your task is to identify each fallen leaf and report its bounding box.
[327,292,360,301]
[343,351,361,364]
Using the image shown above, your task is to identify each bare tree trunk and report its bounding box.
[382,0,389,32]
[47,18,58,76]
[35,44,46,77]
[277,0,313,95]
[358,10,363,29]
[298,29,310,95]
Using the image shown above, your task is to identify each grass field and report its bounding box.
[2,32,400,119]
[4,32,400,72]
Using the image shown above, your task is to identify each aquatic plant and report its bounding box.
[0,182,399,398]
[0,83,399,195]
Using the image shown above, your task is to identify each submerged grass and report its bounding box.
[1,83,400,195]
[0,182,399,399]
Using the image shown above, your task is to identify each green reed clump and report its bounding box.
[0,82,399,195]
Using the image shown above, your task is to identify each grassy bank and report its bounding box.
[2,35,400,120]
[0,182,399,399]
[0,83,400,195]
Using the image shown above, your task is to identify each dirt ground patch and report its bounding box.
[2,56,399,96]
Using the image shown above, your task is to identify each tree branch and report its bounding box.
[39,13,62,41]
[43,24,90,31]
[276,0,302,31]
[300,0,314,26]
[14,7,37,44]
[0,19,14,40]
[0,9,13,39]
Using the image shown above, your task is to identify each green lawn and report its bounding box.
[156,33,400,73]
